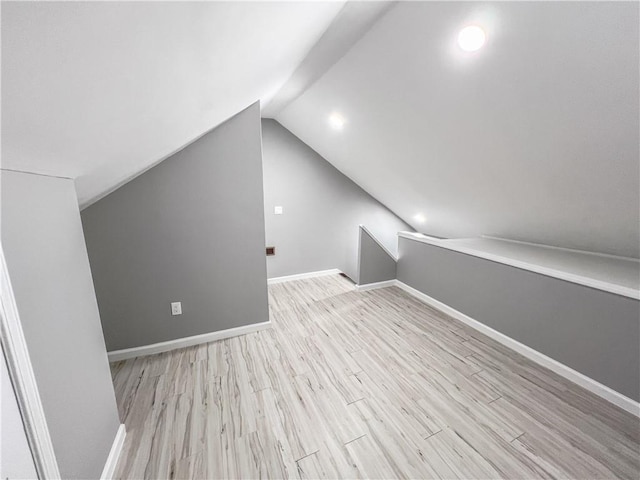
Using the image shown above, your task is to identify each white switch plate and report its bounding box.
[171,302,182,315]
[274,206,283,215]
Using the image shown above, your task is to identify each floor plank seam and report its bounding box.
[343,434,367,446]
[424,429,443,441]
[294,449,320,463]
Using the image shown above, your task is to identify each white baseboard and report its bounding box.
[395,280,640,417]
[355,279,396,292]
[107,321,271,362]
[268,268,341,285]
[100,424,126,479]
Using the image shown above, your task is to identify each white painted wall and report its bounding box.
[278,2,640,258]
[0,349,38,480]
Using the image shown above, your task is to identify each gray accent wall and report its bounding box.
[397,237,640,401]
[357,226,397,285]
[262,119,412,280]
[1,170,121,479]
[81,103,269,352]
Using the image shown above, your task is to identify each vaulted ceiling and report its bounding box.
[1,1,346,206]
[275,1,640,258]
[3,1,639,257]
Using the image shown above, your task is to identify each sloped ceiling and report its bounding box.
[4,1,638,258]
[1,1,345,206]
[276,2,640,258]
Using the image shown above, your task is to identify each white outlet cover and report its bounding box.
[274,206,283,215]
[171,302,182,315]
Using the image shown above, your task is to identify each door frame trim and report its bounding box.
[0,246,60,478]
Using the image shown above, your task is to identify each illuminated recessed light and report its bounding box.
[458,25,486,52]
[414,214,426,224]
[328,112,346,130]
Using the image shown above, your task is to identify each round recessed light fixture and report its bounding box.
[414,213,426,224]
[328,112,346,130]
[457,25,486,52]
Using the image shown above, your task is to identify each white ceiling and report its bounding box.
[3,1,638,258]
[277,2,640,258]
[262,1,394,118]
[1,1,345,207]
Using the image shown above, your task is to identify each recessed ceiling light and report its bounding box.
[414,214,426,224]
[458,25,486,52]
[328,112,346,130]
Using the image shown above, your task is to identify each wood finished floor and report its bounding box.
[111,275,640,479]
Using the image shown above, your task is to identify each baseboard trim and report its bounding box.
[100,424,126,479]
[355,279,397,292]
[395,280,640,417]
[107,321,271,362]
[268,269,341,285]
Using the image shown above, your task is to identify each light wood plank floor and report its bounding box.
[111,274,640,479]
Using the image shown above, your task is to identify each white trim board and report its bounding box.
[267,269,341,285]
[355,280,396,292]
[393,280,640,417]
[398,232,639,300]
[481,235,640,263]
[100,424,126,480]
[0,247,61,479]
[107,321,271,362]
